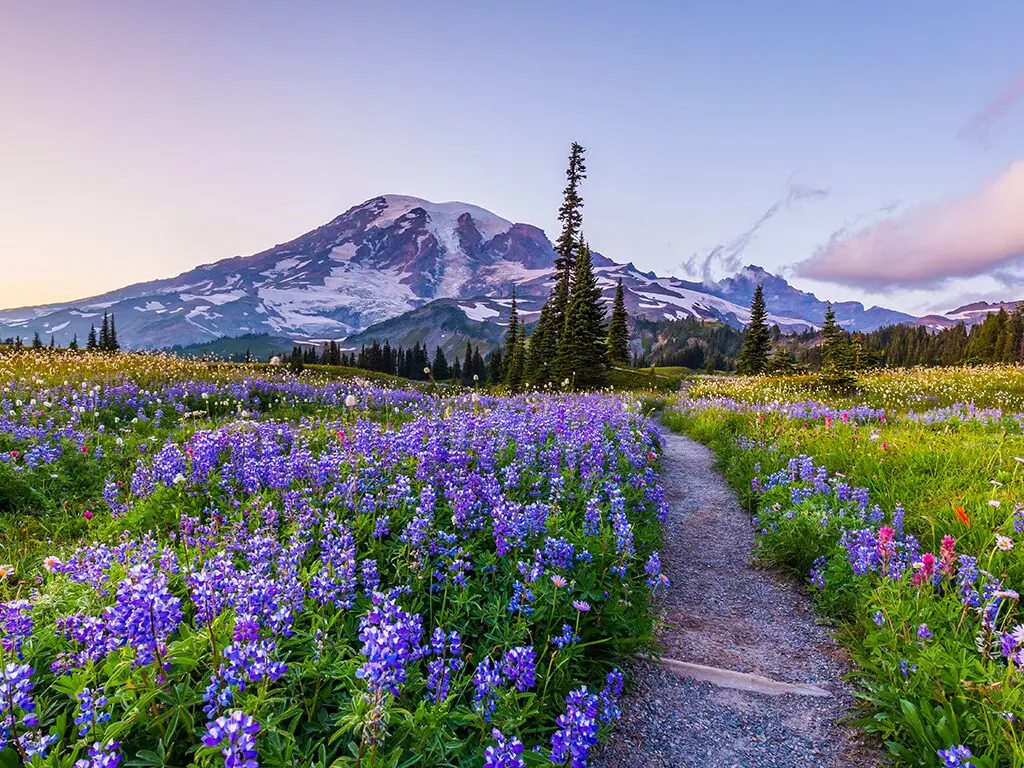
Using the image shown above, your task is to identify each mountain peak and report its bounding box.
[355,194,516,241]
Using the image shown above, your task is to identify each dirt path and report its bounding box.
[596,430,884,767]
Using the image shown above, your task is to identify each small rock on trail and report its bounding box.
[595,430,885,768]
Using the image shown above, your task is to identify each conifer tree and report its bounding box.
[767,344,794,373]
[487,347,502,386]
[736,284,770,374]
[501,289,520,381]
[607,277,630,365]
[472,346,486,382]
[87,325,97,351]
[554,143,587,318]
[32,331,42,349]
[432,346,449,380]
[451,357,462,382]
[49,335,55,348]
[461,339,475,386]
[69,334,79,351]
[508,320,527,391]
[820,303,855,387]
[108,313,119,351]
[555,239,608,388]
[526,300,557,385]
[99,313,110,350]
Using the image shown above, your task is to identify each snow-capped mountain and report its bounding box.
[917,301,1021,330]
[709,266,917,330]
[0,194,916,350]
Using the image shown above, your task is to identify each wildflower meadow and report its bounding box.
[668,366,1024,768]
[0,351,669,768]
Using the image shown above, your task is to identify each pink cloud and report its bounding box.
[959,72,1024,148]
[796,160,1024,289]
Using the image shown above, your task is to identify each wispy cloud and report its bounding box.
[959,71,1024,148]
[795,160,1024,289]
[682,180,830,282]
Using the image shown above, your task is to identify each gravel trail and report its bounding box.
[595,430,885,767]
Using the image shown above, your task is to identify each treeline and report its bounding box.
[857,307,1024,367]
[783,307,1024,370]
[1,311,119,352]
[737,287,1024,378]
[288,338,493,384]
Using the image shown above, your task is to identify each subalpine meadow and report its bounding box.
[0,350,668,768]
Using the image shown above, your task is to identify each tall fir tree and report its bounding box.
[432,346,450,380]
[552,142,588,335]
[736,284,770,374]
[508,320,527,391]
[461,339,475,385]
[526,300,557,385]
[32,331,42,349]
[87,325,97,351]
[99,312,110,350]
[487,347,502,386]
[108,313,119,351]
[767,344,794,373]
[555,239,608,388]
[501,288,520,382]
[820,303,855,386]
[472,346,486,381]
[606,277,630,364]
[69,334,78,351]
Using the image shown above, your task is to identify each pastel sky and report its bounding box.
[2,1,1022,315]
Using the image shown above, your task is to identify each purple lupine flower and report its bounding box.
[75,687,111,738]
[552,624,580,649]
[0,600,33,658]
[103,563,182,668]
[473,656,505,721]
[917,624,933,641]
[232,615,260,644]
[644,551,670,595]
[809,556,826,590]
[500,646,536,692]
[0,663,39,754]
[550,686,601,767]
[583,497,602,537]
[873,611,885,626]
[73,740,122,768]
[202,710,260,768]
[308,520,357,609]
[360,557,381,597]
[508,581,535,616]
[599,669,625,722]
[542,537,576,571]
[483,728,526,768]
[937,745,974,768]
[425,628,463,704]
[355,592,425,697]
[221,639,288,691]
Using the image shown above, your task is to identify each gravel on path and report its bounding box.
[595,430,886,768]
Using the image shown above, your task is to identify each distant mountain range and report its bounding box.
[0,194,997,354]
